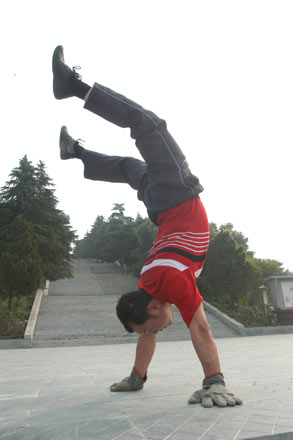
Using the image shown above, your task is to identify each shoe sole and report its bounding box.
[59,126,75,160]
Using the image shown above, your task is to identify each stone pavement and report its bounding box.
[1,259,293,439]
[0,335,293,440]
[33,260,236,348]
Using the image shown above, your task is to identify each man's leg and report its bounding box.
[59,125,148,191]
[81,149,148,191]
[52,45,203,216]
[83,83,204,215]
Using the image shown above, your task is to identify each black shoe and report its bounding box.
[59,126,77,159]
[52,45,81,99]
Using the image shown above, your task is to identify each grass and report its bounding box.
[0,296,35,339]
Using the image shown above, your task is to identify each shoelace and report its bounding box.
[72,66,82,80]
[76,137,85,144]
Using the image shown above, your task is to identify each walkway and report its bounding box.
[2,260,293,439]
[1,335,293,439]
[33,259,237,348]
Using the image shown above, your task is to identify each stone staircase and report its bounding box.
[33,259,238,348]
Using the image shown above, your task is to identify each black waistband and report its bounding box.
[151,247,206,263]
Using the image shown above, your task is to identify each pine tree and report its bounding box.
[1,156,36,218]
[0,156,77,282]
[0,215,42,310]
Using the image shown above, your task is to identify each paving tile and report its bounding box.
[276,419,293,428]
[144,423,189,439]
[113,429,149,440]
[274,426,293,434]
[166,433,206,440]
[235,431,272,440]
[238,433,293,440]
[246,415,278,425]
[201,437,232,440]
[203,426,240,439]
[241,423,275,434]
[251,410,283,417]
[1,261,293,440]
[213,419,246,429]
[0,428,28,440]
[130,412,171,429]
[176,420,215,434]
[0,410,31,430]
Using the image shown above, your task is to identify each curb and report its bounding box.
[203,300,293,337]
[24,289,44,347]
[203,301,245,335]
[246,433,293,440]
[0,281,50,350]
[0,338,29,349]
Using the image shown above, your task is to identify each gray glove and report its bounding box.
[188,373,243,408]
[110,368,147,392]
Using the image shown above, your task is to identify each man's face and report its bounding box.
[130,301,174,335]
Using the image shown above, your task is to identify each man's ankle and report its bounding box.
[69,76,91,100]
[83,88,92,102]
[73,141,84,159]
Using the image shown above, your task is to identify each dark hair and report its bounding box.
[116,290,153,333]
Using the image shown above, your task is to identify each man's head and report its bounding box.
[116,290,173,334]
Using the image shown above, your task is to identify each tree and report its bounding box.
[0,157,77,281]
[127,217,158,276]
[198,222,289,325]
[246,257,287,304]
[74,205,157,273]
[97,204,137,264]
[0,216,42,310]
[74,207,291,326]
[1,156,36,218]
[219,223,254,257]
[198,230,249,310]
[79,216,107,260]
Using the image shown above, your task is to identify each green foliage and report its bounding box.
[0,156,77,283]
[99,204,138,264]
[75,205,138,264]
[0,296,34,339]
[126,217,158,276]
[1,156,37,218]
[74,205,157,275]
[76,206,291,327]
[198,223,288,326]
[0,215,42,310]
[219,223,254,257]
[198,230,249,310]
[0,156,77,319]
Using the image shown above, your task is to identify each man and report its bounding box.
[52,45,242,408]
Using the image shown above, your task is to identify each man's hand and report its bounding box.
[188,373,243,408]
[110,367,146,392]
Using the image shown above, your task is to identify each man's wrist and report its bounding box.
[203,372,225,388]
[128,367,147,390]
[133,367,147,382]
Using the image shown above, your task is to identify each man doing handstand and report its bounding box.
[52,45,242,408]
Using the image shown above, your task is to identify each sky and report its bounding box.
[1,0,292,272]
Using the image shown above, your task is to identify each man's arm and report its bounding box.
[110,332,157,391]
[189,303,221,377]
[134,332,157,378]
[188,303,242,407]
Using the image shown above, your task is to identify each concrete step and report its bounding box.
[33,260,238,348]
